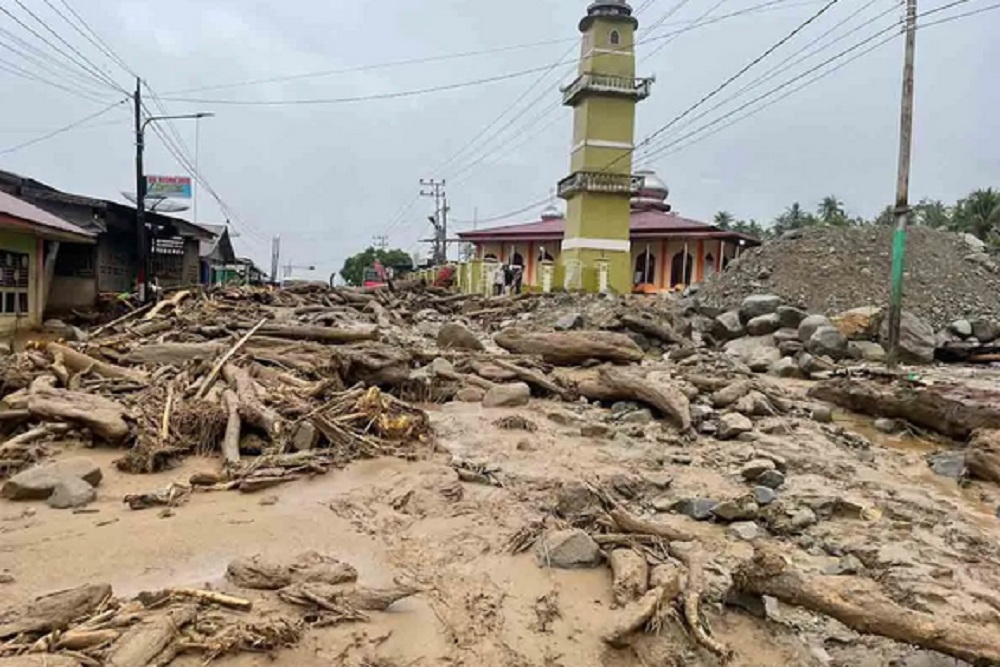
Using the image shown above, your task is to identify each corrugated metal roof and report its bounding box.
[0,190,95,240]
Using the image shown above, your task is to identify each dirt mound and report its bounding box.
[697,226,1000,328]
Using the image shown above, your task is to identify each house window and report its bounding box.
[610,30,621,45]
[0,250,30,316]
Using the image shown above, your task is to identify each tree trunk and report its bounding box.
[0,584,111,639]
[620,313,688,347]
[609,549,649,608]
[106,604,197,667]
[576,367,692,430]
[257,324,378,344]
[221,390,241,466]
[222,365,281,438]
[494,329,643,366]
[966,428,1000,483]
[47,343,147,384]
[124,342,224,367]
[27,387,129,443]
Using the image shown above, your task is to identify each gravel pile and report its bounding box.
[696,226,1000,329]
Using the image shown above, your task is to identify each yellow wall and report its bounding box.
[0,230,40,336]
[565,193,631,241]
[571,98,636,158]
[580,24,636,77]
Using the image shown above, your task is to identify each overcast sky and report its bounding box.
[0,0,996,281]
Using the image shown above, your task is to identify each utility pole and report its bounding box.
[134,77,148,303]
[886,0,917,369]
[372,234,388,250]
[270,235,280,286]
[420,178,447,264]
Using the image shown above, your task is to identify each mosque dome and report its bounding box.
[631,169,671,211]
[540,204,565,220]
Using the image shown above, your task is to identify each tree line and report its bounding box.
[713,187,1000,243]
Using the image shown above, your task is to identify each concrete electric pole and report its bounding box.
[270,235,280,286]
[886,0,918,368]
[420,178,447,264]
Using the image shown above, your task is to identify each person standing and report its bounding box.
[493,264,505,296]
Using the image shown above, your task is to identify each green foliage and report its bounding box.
[339,247,414,286]
[953,188,1000,242]
[714,211,734,230]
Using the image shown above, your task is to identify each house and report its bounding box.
[455,170,760,293]
[198,223,237,285]
[0,170,213,311]
[0,190,94,335]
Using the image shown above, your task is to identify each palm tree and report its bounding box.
[954,189,1000,241]
[914,199,951,229]
[818,195,846,225]
[714,211,734,229]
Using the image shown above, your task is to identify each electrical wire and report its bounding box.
[0,52,111,102]
[47,0,137,77]
[0,98,127,155]
[642,0,729,61]
[0,23,115,93]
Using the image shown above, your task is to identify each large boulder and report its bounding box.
[848,341,887,362]
[483,382,531,408]
[970,318,1000,344]
[771,357,803,378]
[713,310,744,341]
[723,335,775,363]
[718,413,753,440]
[776,306,808,330]
[746,313,781,336]
[949,319,973,339]
[831,306,883,340]
[437,322,484,351]
[535,529,601,569]
[739,295,782,324]
[798,314,834,343]
[2,458,102,501]
[806,326,849,360]
[879,311,936,364]
[46,477,96,510]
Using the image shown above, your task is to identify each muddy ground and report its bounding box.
[3,364,999,667]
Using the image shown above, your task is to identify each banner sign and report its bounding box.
[146,175,192,199]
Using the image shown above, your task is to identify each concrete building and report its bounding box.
[457,170,758,293]
[199,223,238,284]
[0,190,95,335]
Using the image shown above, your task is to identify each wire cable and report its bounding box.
[0,52,112,102]
[0,98,127,155]
[47,0,136,77]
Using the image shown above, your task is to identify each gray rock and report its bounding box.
[535,529,601,569]
[772,327,800,344]
[555,482,601,519]
[879,310,936,364]
[455,387,485,403]
[713,310,745,341]
[806,326,848,360]
[546,409,581,426]
[756,469,786,490]
[848,340,887,362]
[46,477,96,509]
[554,312,584,331]
[482,382,531,408]
[789,507,818,531]
[723,335,777,367]
[798,314,834,343]
[728,521,761,541]
[291,422,319,451]
[711,497,760,522]
[718,413,753,440]
[771,356,802,377]
[2,458,102,501]
[777,340,804,358]
[739,295,783,323]
[873,418,899,434]
[437,322,484,351]
[581,423,613,439]
[619,409,653,425]
[949,319,973,338]
[430,357,455,376]
[690,404,715,424]
[66,326,88,343]
[823,554,864,576]
[962,232,987,252]
[734,391,774,416]
[798,352,836,376]
[675,498,717,521]
[927,451,967,479]
[748,347,782,373]
[970,318,1000,344]
[903,651,970,667]
[812,405,834,423]
[746,312,781,336]
[740,458,776,481]
[711,379,752,407]
[752,486,778,506]
[776,306,808,330]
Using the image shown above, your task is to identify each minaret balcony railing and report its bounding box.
[558,171,646,199]
[561,73,654,106]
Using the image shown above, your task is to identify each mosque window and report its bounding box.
[610,30,621,45]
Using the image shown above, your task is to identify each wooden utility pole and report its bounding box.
[420,178,447,264]
[886,0,917,368]
[134,77,148,302]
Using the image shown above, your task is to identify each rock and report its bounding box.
[734,391,775,416]
[848,340,887,362]
[746,313,781,336]
[798,352,835,377]
[723,335,777,367]
[879,310,936,364]
[643,472,673,490]
[970,318,1000,344]
[713,310,744,341]
[771,356,802,377]
[753,486,778,506]
[812,405,833,423]
[740,458,776,481]
[756,469,786,489]
[927,451,967,479]
[291,422,319,452]
[437,322,484,351]
[962,232,987,252]
[581,423,613,439]
[789,507,818,531]
[728,521,761,541]
[823,554,864,576]
[712,379,752,407]
[711,497,759,522]
[554,312,584,331]
[776,306,808,329]
[2,458,102,501]
[831,306,883,340]
[46,477,96,509]
[546,408,581,426]
[806,326,848,360]
[949,319,973,338]
[619,409,653,425]
[675,498,717,521]
[65,326,88,343]
[535,529,601,569]
[555,482,601,519]
[739,295,782,323]
[772,327,800,344]
[482,382,531,408]
[455,387,485,403]
[718,413,753,440]
[873,418,898,434]
[431,357,455,376]
[798,314,834,343]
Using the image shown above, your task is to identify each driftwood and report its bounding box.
[577,367,692,430]
[603,575,683,647]
[609,508,696,546]
[221,390,241,466]
[733,544,1000,665]
[222,365,281,437]
[609,549,650,608]
[809,376,1000,440]
[106,604,197,667]
[0,584,111,639]
[0,423,71,454]
[124,342,224,367]
[966,428,1000,484]
[490,358,568,398]
[143,289,191,320]
[194,318,267,400]
[256,324,378,345]
[620,313,687,346]
[278,582,418,615]
[46,343,147,384]
[227,552,358,591]
[170,588,252,611]
[27,387,129,443]
[90,302,154,338]
[58,627,122,650]
[494,329,643,366]
[679,545,730,658]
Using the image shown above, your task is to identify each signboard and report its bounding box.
[146,175,192,199]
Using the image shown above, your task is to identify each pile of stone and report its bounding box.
[695,225,1000,329]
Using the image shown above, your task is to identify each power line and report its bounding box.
[0,29,115,98]
[0,23,115,95]
[642,0,728,61]
[0,98,126,155]
[40,0,135,78]
[0,52,111,102]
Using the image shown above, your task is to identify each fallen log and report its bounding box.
[90,302,154,338]
[58,627,122,650]
[221,390,241,466]
[609,549,649,608]
[222,365,281,438]
[494,329,643,366]
[491,358,569,398]
[620,313,688,347]
[577,367,691,430]
[808,376,1000,439]
[733,544,1000,665]
[0,423,71,455]
[0,584,111,639]
[143,289,191,320]
[46,343,147,384]
[170,588,252,611]
[106,604,197,667]
[966,429,1000,484]
[256,324,378,344]
[27,387,129,443]
[603,576,683,648]
[124,342,224,367]
[609,507,696,543]
[194,318,267,400]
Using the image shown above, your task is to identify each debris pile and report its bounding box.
[696,225,1000,328]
